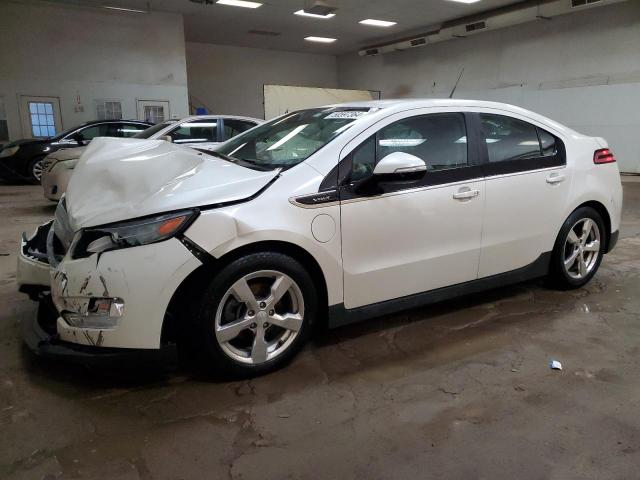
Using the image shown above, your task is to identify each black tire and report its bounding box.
[184,252,317,378]
[548,206,606,290]
[27,156,46,184]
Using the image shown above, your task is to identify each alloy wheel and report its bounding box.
[563,218,601,280]
[32,160,45,182]
[214,270,305,365]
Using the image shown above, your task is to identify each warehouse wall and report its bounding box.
[186,42,338,119]
[337,2,640,173]
[0,1,189,142]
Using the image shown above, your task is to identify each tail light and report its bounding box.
[594,148,616,164]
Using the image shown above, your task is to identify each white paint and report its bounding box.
[186,42,338,119]
[264,85,376,119]
[17,99,623,351]
[337,2,640,172]
[0,1,189,141]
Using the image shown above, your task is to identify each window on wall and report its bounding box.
[29,102,57,138]
[0,97,8,142]
[96,101,123,120]
[144,105,165,124]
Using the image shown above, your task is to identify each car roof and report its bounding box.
[322,98,573,135]
[171,115,263,123]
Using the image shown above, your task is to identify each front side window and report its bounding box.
[480,114,542,162]
[216,107,370,170]
[116,123,148,137]
[169,119,218,144]
[350,113,468,181]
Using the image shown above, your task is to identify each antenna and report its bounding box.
[449,67,465,99]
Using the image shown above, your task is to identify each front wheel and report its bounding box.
[28,156,46,184]
[548,206,606,289]
[187,252,317,378]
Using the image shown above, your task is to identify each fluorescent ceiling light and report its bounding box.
[304,36,337,43]
[359,18,397,27]
[294,9,335,19]
[102,5,148,13]
[216,0,262,8]
[447,0,481,3]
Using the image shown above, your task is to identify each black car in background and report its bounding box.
[0,120,152,183]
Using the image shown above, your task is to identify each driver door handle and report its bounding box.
[453,188,480,200]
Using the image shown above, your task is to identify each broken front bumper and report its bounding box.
[22,294,174,365]
[18,219,203,353]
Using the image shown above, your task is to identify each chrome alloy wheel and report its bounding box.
[214,270,305,365]
[32,159,45,182]
[563,218,601,280]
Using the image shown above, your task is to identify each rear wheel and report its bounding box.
[187,252,317,378]
[548,206,606,289]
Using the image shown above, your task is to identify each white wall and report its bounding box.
[0,1,190,141]
[337,2,640,173]
[186,42,338,119]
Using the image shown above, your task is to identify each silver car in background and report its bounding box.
[41,114,262,201]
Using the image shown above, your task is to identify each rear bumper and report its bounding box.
[22,295,174,366]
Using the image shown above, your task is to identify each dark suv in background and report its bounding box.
[0,120,152,183]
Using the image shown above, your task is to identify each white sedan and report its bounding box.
[40,115,262,201]
[18,99,622,377]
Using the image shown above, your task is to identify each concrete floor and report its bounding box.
[1,182,639,480]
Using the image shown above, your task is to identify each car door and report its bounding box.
[475,112,571,278]
[339,111,485,309]
[167,118,219,150]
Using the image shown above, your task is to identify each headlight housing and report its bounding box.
[71,210,198,259]
[50,158,79,172]
[0,146,19,158]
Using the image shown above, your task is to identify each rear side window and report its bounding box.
[480,114,541,162]
[224,119,256,140]
[117,123,148,138]
[170,119,218,144]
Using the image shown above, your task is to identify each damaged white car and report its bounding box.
[17,99,622,377]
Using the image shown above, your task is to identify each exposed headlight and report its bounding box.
[71,210,198,258]
[0,146,19,158]
[50,158,78,172]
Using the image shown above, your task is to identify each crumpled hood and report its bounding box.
[65,137,278,230]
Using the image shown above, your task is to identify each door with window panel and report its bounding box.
[19,96,62,139]
[476,112,570,277]
[136,100,170,124]
[339,111,485,309]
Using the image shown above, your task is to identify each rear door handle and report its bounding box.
[453,188,480,200]
[546,173,566,184]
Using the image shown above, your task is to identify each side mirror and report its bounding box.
[373,152,427,177]
[159,135,173,143]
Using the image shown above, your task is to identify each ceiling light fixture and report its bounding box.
[102,5,149,13]
[447,0,482,3]
[359,18,397,27]
[294,9,335,19]
[216,0,262,8]
[304,36,337,43]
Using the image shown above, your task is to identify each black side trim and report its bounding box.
[178,235,215,264]
[328,251,552,328]
[293,189,339,205]
[606,230,619,254]
[482,154,565,177]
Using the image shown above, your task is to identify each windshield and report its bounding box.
[133,121,175,139]
[216,107,370,169]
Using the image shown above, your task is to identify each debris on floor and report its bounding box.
[549,359,563,371]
